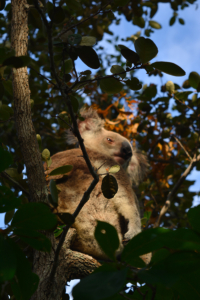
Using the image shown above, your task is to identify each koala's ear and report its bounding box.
[78,107,104,134]
[127,148,149,187]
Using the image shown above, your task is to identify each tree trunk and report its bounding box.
[11,2,100,299]
[11,0,48,204]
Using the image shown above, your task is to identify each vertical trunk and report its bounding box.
[11,0,48,203]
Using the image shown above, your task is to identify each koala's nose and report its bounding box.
[121,141,132,160]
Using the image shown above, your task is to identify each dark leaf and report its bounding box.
[3,56,31,68]
[101,174,118,199]
[11,202,57,230]
[125,77,142,90]
[0,186,21,213]
[0,147,13,172]
[100,78,123,94]
[188,205,200,233]
[189,72,200,89]
[151,61,185,76]
[73,268,128,300]
[49,7,65,24]
[9,240,39,300]
[50,179,58,207]
[134,37,158,63]
[0,235,16,282]
[57,212,75,226]
[77,46,100,69]
[119,45,140,65]
[95,221,120,260]
[0,0,6,10]
[13,228,51,252]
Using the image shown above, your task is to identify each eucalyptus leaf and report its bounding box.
[151,61,185,76]
[101,174,118,199]
[77,46,100,69]
[100,78,123,94]
[134,37,158,63]
[110,65,125,79]
[50,165,73,176]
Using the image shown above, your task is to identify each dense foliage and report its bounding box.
[0,0,200,299]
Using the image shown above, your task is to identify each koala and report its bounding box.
[45,108,150,263]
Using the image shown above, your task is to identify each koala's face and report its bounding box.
[81,127,133,165]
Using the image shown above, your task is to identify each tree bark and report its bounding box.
[11,0,48,203]
[11,2,100,299]
[31,229,100,300]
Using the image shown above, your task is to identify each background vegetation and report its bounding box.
[0,0,200,299]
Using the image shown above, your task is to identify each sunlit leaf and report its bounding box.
[149,20,162,29]
[50,165,73,176]
[109,165,120,174]
[80,36,96,46]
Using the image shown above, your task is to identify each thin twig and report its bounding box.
[166,154,200,203]
[54,0,113,40]
[172,134,192,161]
[29,66,57,87]
[0,117,14,124]
[1,171,30,197]
[153,200,170,228]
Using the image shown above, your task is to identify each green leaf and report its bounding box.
[166,81,175,94]
[11,202,57,230]
[109,165,120,174]
[61,59,73,74]
[94,221,120,260]
[80,36,96,46]
[13,228,51,252]
[125,77,142,91]
[101,174,118,199]
[0,81,4,99]
[50,165,73,176]
[151,61,186,76]
[189,72,200,89]
[9,240,39,300]
[133,16,145,28]
[178,18,185,25]
[68,34,82,46]
[119,45,140,65]
[77,46,100,69]
[0,146,13,172]
[72,268,128,300]
[188,205,200,233]
[49,7,65,24]
[122,227,200,265]
[54,225,65,238]
[50,179,58,207]
[110,65,125,79]
[42,148,51,160]
[169,16,176,26]
[134,37,158,63]
[100,78,123,94]
[149,20,162,29]
[0,186,21,213]
[0,235,16,282]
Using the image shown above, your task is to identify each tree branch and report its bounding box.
[1,171,30,197]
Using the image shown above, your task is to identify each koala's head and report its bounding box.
[67,107,133,166]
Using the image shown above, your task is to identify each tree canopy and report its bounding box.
[0,0,200,299]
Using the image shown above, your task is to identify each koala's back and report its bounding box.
[45,148,141,259]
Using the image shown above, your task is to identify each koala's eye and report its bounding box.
[107,137,113,143]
